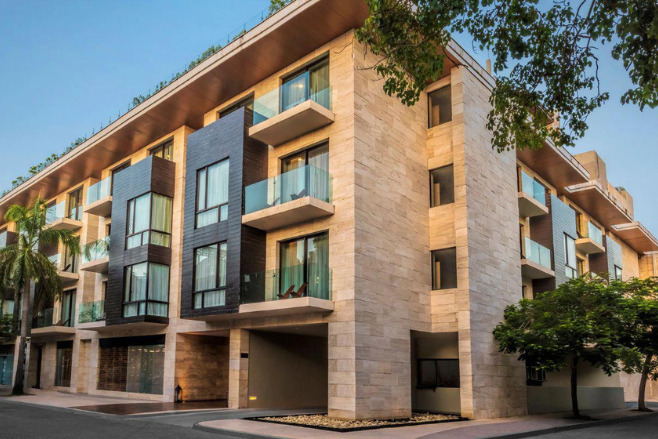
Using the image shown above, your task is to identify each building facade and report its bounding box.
[1,0,657,420]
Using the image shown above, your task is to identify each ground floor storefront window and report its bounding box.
[97,335,165,395]
[0,345,14,386]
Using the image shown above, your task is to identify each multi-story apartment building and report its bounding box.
[1,0,657,419]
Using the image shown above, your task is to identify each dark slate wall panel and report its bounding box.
[550,195,577,287]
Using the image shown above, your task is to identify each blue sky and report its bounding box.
[1,1,656,232]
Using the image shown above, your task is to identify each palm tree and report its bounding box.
[0,198,79,395]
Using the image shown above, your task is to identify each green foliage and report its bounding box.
[0,314,15,338]
[355,0,658,152]
[269,0,291,15]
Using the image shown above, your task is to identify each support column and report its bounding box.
[228,329,249,408]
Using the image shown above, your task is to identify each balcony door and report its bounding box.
[67,188,82,221]
[279,232,329,300]
[60,289,76,327]
[280,57,329,112]
[280,143,329,203]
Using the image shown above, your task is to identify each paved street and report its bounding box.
[540,413,658,438]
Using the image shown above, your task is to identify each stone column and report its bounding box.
[228,329,249,408]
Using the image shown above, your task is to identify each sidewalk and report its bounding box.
[194,407,658,439]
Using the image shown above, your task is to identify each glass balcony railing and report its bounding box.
[86,177,112,205]
[46,201,66,224]
[241,264,332,304]
[523,237,552,270]
[82,237,110,264]
[33,308,54,329]
[519,171,547,206]
[49,253,78,273]
[253,71,331,125]
[244,165,332,215]
[586,222,604,246]
[78,300,105,324]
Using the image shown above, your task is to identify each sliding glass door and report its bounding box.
[280,143,329,204]
[279,232,329,299]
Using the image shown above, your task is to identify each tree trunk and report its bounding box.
[12,282,33,395]
[638,354,653,412]
[570,357,580,418]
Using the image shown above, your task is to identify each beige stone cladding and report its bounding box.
[457,65,527,418]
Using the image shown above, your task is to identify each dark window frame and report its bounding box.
[429,164,455,207]
[416,358,460,389]
[278,230,329,296]
[218,93,254,119]
[195,159,230,229]
[614,265,623,280]
[280,55,330,111]
[125,191,173,250]
[149,138,174,161]
[431,247,458,290]
[564,233,578,279]
[428,85,452,128]
[192,241,228,309]
[122,262,170,318]
[67,186,83,221]
[60,289,76,327]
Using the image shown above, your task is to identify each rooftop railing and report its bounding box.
[244,165,332,215]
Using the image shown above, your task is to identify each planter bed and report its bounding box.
[248,412,466,432]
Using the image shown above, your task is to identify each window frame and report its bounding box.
[431,247,458,290]
[280,55,329,112]
[614,265,623,281]
[564,233,578,279]
[110,160,131,195]
[122,262,170,318]
[429,164,455,207]
[416,358,460,389]
[218,94,254,119]
[60,289,76,327]
[192,242,228,309]
[67,186,83,221]
[278,231,329,296]
[427,85,452,128]
[195,159,230,229]
[125,191,173,250]
[149,139,174,161]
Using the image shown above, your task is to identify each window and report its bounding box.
[564,234,577,279]
[219,95,254,119]
[526,365,547,386]
[429,165,455,207]
[279,232,330,300]
[67,187,82,221]
[126,193,173,249]
[614,265,623,281]
[428,86,452,127]
[281,143,329,203]
[63,247,78,274]
[110,160,131,195]
[281,56,330,112]
[196,160,230,228]
[431,247,457,290]
[60,290,76,327]
[123,262,169,318]
[577,258,586,277]
[149,139,173,161]
[193,242,228,309]
[575,211,585,238]
[55,341,73,387]
[417,359,460,389]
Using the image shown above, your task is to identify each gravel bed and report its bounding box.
[254,412,462,431]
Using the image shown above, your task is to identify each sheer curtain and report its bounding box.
[279,239,305,299]
[307,233,329,299]
[281,72,308,112]
[148,264,169,317]
[205,242,227,307]
[195,244,217,292]
[310,62,330,109]
[196,161,229,227]
[308,144,329,202]
[150,194,172,247]
[134,194,151,233]
[281,153,306,203]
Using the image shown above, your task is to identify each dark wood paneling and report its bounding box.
[180,108,267,319]
[106,156,175,326]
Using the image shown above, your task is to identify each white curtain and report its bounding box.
[195,244,217,292]
[281,72,308,112]
[148,263,169,317]
[308,145,329,202]
[207,161,229,208]
[151,194,172,233]
[307,233,329,299]
[134,194,151,233]
[310,62,330,109]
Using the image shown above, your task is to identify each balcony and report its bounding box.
[576,222,605,254]
[521,237,555,279]
[31,308,76,338]
[49,253,79,286]
[80,237,110,273]
[77,300,105,330]
[248,73,334,145]
[518,171,549,217]
[84,177,112,217]
[242,165,334,231]
[45,201,82,231]
[239,265,334,317]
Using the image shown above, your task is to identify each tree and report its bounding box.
[352,0,657,152]
[493,277,627,418]
[617,277,658,411]
[0,199,79,395]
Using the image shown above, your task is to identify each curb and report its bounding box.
[484,411,658,439]
[193,411,658,439]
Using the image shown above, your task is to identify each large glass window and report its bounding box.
[564,234,578,279]
[126,344,165,394]
[60,289,76,327]
[279,232,329,300]
[196,160,230,228]
[194,242,228,309]
[281,57,330,112]
[123,262,169,318]
[428,86,452,128]
[281,143,329,203]
[429,165,455,207]
[431,248,457,290]
[149,139,174,161]
[614,265,623,281]
[417,359,460,389]
[126,193,173,249]
[67,187,82,221]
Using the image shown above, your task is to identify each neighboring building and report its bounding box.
[0,0,656,419]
